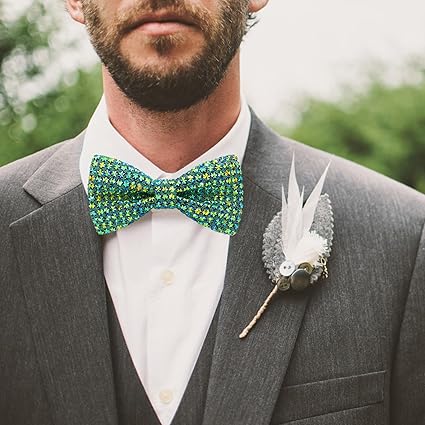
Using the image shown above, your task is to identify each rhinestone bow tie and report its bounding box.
[87,154,244,236]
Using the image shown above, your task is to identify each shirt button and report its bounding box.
[161,270,175,286]
[159,389,173,404]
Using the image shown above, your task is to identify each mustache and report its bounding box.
[116,0,212,35]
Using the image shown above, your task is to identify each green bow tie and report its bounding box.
[88,154,243,236]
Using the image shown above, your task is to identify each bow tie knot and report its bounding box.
[88,154,244,236]
[148,179,177,209]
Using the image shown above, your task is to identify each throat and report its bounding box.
[102,56,242,173]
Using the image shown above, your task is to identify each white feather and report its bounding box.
[296,186,305,243]
[285,156,300,256]
[290,232,328,266]
[302,162,330,235]
[280,156,330,266]
[281,186,287,255]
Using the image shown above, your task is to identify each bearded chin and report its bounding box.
[84,0,248,112]
[101,42,232,112]
[150,34,184,56]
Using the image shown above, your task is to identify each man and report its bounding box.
[0,0,424,424]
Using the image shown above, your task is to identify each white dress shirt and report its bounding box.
[79,96,251,425]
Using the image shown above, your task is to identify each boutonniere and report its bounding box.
[239,157,334,339]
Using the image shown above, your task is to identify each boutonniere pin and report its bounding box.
[239,157,334,339]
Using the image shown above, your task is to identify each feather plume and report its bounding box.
[290,231,328,266]
[281,186,287,254]
[284,155,300,256]
[281,158,330,266]
[302,163,330,235]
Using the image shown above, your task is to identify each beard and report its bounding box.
[81,0,249,112]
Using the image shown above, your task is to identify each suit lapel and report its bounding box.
[202,178,311,425]
[10,136,118,425]
[202,115,312,425]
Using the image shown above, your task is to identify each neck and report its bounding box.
[103,54,242,173]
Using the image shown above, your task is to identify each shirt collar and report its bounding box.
[80,95,251,192]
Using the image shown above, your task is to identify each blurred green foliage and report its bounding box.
[0,67,102,165]
[275,72,425,193]
[1,1,424,194]
[0,0,101,166]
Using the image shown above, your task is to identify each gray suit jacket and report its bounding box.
[1,113,425,425]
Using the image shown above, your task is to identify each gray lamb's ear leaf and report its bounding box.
[262,194,334,286]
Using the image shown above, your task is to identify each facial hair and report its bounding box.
[82,0,249,112]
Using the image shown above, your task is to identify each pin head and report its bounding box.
[279,260,296,277]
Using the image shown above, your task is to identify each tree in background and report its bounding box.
[0,0,101,166]
[1,2,424,194]
[276,67,425,193]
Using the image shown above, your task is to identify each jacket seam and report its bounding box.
[9,183,84,229]
[244,174,281,202]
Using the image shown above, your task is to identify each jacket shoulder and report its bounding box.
[247,116,425,225]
